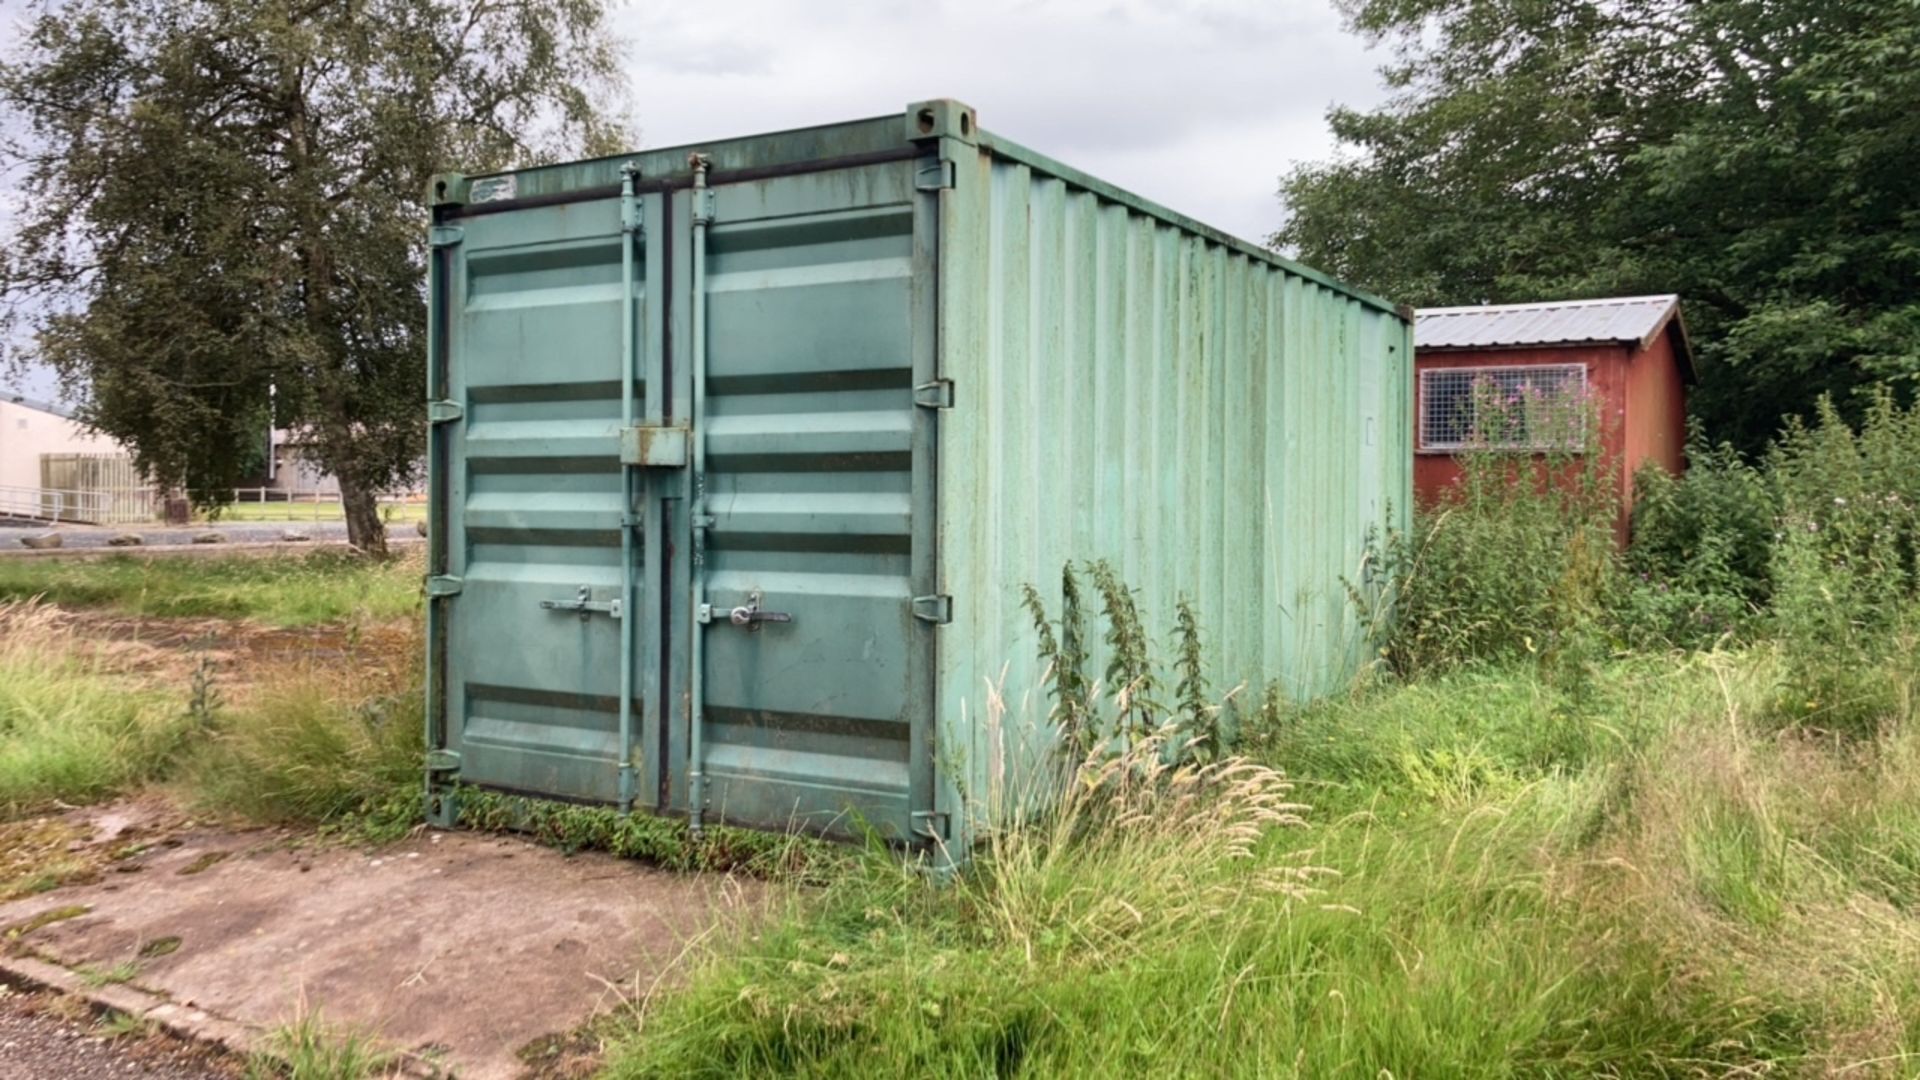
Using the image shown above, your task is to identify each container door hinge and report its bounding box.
[425,749,461,774]
[913,379,954,409]
[912,810,950,840]
[620,424,689,467]
[912,594,953,625]
[426,575,463,598]
[916,159,956,192]
[427,399,465,424]
[429,225,464,248]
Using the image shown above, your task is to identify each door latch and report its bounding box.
[726,590,792,632]
[540,585,622,621]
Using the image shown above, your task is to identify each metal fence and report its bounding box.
[219,489,429,522]
[0,483,157,525]
[0,483,424,525]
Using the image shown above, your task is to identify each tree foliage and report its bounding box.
[0,0,628,552]
[1276,0,1920,452]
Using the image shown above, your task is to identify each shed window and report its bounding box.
[1418,364,1589,451]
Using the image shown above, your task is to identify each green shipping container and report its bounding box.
[423,100,1411,852]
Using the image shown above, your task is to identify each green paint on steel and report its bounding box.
[930,136,1412,848]
[426,99,1412,853]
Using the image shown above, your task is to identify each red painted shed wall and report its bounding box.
[1622,330,1688,507]
[1414,336,1687,544]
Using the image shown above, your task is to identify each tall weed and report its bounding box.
[1023,562,1231,764]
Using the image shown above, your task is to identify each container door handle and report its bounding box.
[726,590,792,632]
[540,585,622,621]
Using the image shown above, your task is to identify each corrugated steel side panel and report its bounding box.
[935,146,1413,837]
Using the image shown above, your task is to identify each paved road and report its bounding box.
[0,521,386,550]
[0,986,236,1080]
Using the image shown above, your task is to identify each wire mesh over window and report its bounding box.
[1418,364,1589,451]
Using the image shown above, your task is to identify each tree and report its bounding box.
[0,0,629,554]
[1276,0,1920,453]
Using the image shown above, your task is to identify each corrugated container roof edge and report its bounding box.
[422,99,1414,859]
[446,99,1407,321]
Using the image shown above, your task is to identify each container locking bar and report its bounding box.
[540,585,623,621]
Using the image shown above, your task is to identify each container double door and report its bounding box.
[433,158,940,841]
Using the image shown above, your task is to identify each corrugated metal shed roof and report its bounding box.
[1415,294,1694,382]
[1417,294,1679,349]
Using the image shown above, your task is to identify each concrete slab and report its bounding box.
[0,818,760,1079]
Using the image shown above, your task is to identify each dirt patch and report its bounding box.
[46,607,418,689]
[175,852,229,877]
[1,819,99,902]
[3,798,201,904]
[0,807,766,1079]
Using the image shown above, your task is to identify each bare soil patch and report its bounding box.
[47,607,417,688]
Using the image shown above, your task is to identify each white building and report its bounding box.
[0,390,144,523]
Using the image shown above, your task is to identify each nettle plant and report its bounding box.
[1022,561,1225,768]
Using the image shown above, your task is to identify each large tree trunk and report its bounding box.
[338,473,388,558]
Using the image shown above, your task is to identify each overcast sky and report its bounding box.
[4,0,1390,402]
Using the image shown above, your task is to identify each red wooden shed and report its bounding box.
[1413,295,1695,540]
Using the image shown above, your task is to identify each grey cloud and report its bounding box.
[610,0,1387,240]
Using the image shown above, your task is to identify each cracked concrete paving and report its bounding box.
[0,809,761,1079]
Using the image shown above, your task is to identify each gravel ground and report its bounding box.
[0,522,357,549]
[0,986,239,1080]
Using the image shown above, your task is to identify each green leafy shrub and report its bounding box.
[1361,398,1619,679]
[1630,422,1777,598]
[1624,424,1775,646]
[1762,390,1920,735]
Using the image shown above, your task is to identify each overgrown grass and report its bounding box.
[0,603,199,818]
[0,595,425,844]
[606,648,1920,1076]
[180,628,425,842]
[0,549,421,627]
